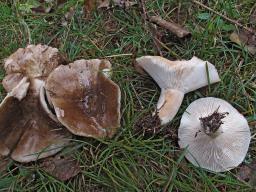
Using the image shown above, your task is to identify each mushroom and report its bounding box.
[178,97,251,172]
[136,56,220,125]
[4,44,65,78]
[0,77,30,157]
[45,59,121,138]
[0,44,71,162]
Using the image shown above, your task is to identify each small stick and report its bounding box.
[149,16,191,38]
[192,0,255,34]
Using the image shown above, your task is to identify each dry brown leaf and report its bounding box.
[230,30,256,55]
[237,160,256,187]
[40,155,80,181]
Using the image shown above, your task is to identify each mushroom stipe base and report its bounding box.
[200,107,229,137]
[134,112,161,137]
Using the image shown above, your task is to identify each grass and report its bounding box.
[0,0,255,191]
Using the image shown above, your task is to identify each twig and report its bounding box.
[192,0,255,34]
[149,16,191,38]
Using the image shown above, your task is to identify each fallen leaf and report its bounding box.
[230,30,256,55]
[40,154,80,181]
[237,160,256,187]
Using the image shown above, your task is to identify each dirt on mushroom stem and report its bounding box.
[199,107,229,137]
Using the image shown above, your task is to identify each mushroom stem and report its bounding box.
[157,89,184,125]
[200,107,229,137]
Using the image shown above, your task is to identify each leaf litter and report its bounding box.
[39,154,81,181]
[237,160,256,187]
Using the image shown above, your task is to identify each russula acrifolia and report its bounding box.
[136,56,220,125]
[0,44,71,163]
[45,59,121,138]
[0,77,30,157]
[4,44,65,78]
[178,97,251,172]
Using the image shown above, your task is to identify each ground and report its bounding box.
[0,0,255,191]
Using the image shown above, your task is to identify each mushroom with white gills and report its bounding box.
[0,77,30,157]
[178,97,251,172]
[136,56,220,125]
[45,59,121,138]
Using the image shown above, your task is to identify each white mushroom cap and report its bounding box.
[178,97,251,172]
[136,56,220,124]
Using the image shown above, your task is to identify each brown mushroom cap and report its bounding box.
[0,44,71,163]
[45,59,121,138]
[0,78,71,163]
[2,73,24,93]
[0,77,31,157]
[0,96,25,157]
[4,44,66,78]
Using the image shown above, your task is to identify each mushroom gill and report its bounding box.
[178,97,251,172]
